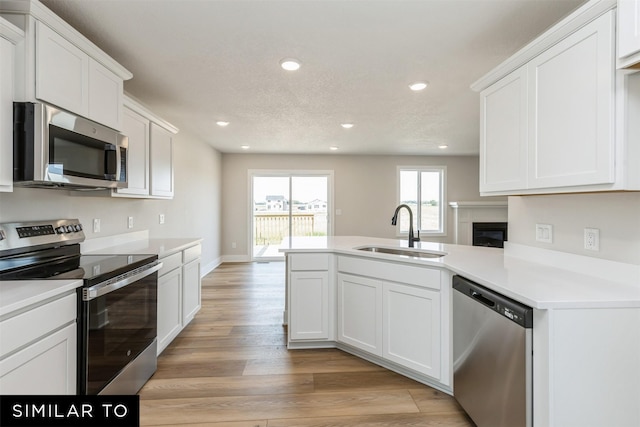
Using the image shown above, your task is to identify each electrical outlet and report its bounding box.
[584,228,600,251]
[231,242,237,249]
[93,218,101,233]
[127,216,134,229]
[159,214,165,224]
[535,223,553,243]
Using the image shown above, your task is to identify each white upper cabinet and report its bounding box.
[618,0,640,67]
[474,2,640,195]
[1,0,132,130]
[479,67,528,193]
[0,18,23,193]
[117,106,150,196]
[150,123,175,198]
[88,59,123,130]
[35,21,88,116]
[112,95,178,199]
[527,12,614,189]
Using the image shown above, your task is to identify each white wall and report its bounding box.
[0,131,222,271]
[508,193,640,265]
[221,153,498,259]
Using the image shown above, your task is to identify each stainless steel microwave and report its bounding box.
[13,102,128,189]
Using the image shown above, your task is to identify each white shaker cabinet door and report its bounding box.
[118,107,150,196]
[157,267,182,355]
[290,271,330,341]
[382,282,441,379]
[0,36,13,192]
[479,66,528,193]
[0,323,76,395]
[618,0,640,60]
[182,257,201,326]
[150,123,174,198]
[88,58,123,130]
[527,11,615,189]
[35,21,88,116]
[337,273,383,356]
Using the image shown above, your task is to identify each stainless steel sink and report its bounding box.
[356,246,445,259]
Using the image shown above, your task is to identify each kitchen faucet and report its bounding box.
[391,204,420,247]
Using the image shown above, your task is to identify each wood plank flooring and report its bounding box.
[139,262,474,427]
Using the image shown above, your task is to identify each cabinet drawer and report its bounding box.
[338,256,440,290]
[0,292,77,357]
[183,244,202,263]
[159,252,182,276]
[289,253,330,271]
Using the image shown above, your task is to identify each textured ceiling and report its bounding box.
[41,0,586,155]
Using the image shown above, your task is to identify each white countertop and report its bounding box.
[280,236,640,310]
[84,238,202,258]
[0,280,82,317]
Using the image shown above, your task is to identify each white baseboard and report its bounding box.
[221,254,252,263]
[201,257,222,277]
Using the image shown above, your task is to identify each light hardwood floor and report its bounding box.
[139,262,474,426]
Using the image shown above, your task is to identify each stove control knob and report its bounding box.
[56,226,65,234]
[76,224,83,231]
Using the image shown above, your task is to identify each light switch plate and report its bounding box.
[535,223,553,243]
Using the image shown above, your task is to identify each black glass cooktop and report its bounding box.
[0,244,157,286]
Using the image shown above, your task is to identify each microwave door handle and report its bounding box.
[104,144,117,179]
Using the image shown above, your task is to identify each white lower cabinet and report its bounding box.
[288,253,334,342]
[156,243,202,355]
[0,324,76,394]
[157,265,182,353]
[0,291,77,394]
[182,253,202,325]
[290,271,330,340]
[383,282,441,379]
[337,272,442,379]
[335,256,445,383]
[287,252,449,389]
[337,273,383,356]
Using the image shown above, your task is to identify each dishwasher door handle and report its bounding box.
[471,290,495,307]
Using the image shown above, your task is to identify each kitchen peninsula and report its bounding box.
[281,236,640,427]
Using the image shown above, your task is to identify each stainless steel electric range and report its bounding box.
[0,219,162,395]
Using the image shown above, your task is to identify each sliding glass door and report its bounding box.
[251,171,332,261]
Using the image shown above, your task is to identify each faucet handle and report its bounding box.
[414,230,421,242]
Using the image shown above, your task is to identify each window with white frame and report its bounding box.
[397,166,446,236]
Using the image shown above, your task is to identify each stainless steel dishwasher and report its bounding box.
[452,275,533,427]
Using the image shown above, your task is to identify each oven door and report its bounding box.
[78,263,160,395]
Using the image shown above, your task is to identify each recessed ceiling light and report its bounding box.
[409,82,428,91]
[341,123,354,129]
[438,144,448,149]
[280,58,301,71]
[241,145,250,150]
[330,146,339,151]
[216,121,229,127]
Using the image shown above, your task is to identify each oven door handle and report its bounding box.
[83,261,163,301]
